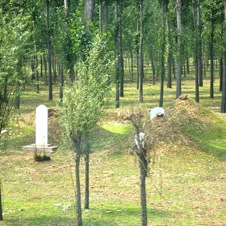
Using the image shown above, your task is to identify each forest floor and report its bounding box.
[0,77,226,225]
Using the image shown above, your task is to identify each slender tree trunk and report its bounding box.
[176,0,182,98]
[14,81,20,109]
[46,0,53,100]
[40,56,43,78]
[210,13,214,99]
[166,3,172,88]
[138,0,144,103]
[186,57,190,74]
[159,1,166,107]
[136,7,140,90]
[198,0,203,87]
[35,54,40,93]
[84,132,90,209]
[130,114,148,226]
[75,135,82,226]
[139,152,147,226]
[84,0,95,22]
[53,56,57,83]
[59,64,64,102]
[0,181,3,221]
[219,55,223,91]
[203,60,206,77]
[150,50,156,85]
[192,0,199,102]
[104,0,109,29]
[119,2,124,98]
[99,0,103,33]
[195,56,199,102]
[43,56,48,85]
[64,0,68,9]
[136,49,140,89]
[183,64,186,77]
[130,46,134,82]
[115,0,120,108]
[221,0,226,112]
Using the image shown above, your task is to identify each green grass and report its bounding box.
[0,72,226,225]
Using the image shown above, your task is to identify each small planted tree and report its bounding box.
[59,34,113,226]
[127,110,153,226]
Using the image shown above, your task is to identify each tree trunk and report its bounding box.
[115,0,120,108]
[139,152,147,226]
[138,0,144,103]
[130,46,134,82]
[159,1,166,107]
[119,11,124,98]
[46,0,53,101]
[192,0,199,102]
[43,56,48,85]
[40,56,43,78]
[35,54,39,93]
[104,0,109,29]
[197,0,203,87]
[59,64,64,103]
[64,0,68,9]
[53,56,57,83]
[84,0,95,22]
[0,181,3,221]
[166,2,172,88]
[84,132,90,209]
[176,0,182,98]
[99,0,103,33]
[14,81,20,109]
[186,57,190,74]
[210,13,214,99]
[150,50,156,85]
[221,0,226,112]
[219,55,223,91]
[75,135,82,226]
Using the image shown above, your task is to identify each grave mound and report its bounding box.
[144,96,226,158]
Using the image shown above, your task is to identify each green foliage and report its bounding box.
[59,34,114,150]
[0,8,32,134]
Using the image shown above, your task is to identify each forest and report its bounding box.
[0,0,226,111]
[0,0,226,226]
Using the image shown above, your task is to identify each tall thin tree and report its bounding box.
[138,0,144,103]
[46,0,53,100]
[115,0,120,108]
[221,0,226,112]
[166,0,172,89]
[192,0,200,102]
[159,0,166,107]
[176,0,182,98]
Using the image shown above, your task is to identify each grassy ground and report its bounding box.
[0,72,226,225]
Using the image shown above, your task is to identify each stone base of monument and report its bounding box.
[22,144,58,153]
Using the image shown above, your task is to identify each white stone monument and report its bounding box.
[36,105,48,146]
[150,107,165,120]
[22,105,58,153]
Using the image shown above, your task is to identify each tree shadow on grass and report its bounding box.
[83,206,176,226]
[2,216,76,226]
[2,206,177,226]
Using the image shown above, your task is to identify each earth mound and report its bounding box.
[142,96,226,160]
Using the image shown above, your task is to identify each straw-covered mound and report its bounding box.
[145,95,226,159]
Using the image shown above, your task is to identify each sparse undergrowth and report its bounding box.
[0,80,226,225]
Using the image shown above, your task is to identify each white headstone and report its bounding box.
[150,107,165,120]
[36,105,48,145]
